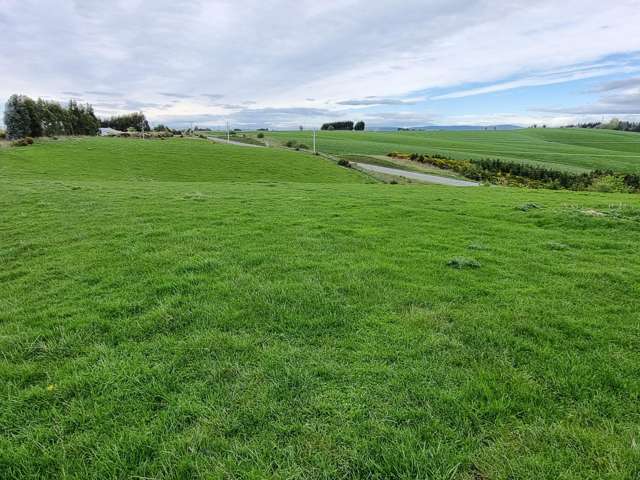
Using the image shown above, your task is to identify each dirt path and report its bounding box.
[207,136,263,148]
[353,162,480,187]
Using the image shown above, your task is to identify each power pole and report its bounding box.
[141,112,144,140]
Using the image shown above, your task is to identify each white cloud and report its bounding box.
[431,64,640,100]
[1,0,640,127]
[336,97,423,106]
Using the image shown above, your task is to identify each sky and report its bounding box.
[1,0,640,129]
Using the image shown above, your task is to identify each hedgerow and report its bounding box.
[388,152,640,192]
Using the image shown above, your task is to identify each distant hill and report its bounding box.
[369,125,522,132]
[266,126,640,172]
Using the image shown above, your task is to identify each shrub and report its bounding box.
[337,159,351,168]
[11,137,34,147]
[623,174,640,191]
[447,257,481,269]
[285,140,298,148]
[387,152,411,160]
[0,130,6,139]
[298,143,309,150]
[257,132,264,139]
[589,175,629,193]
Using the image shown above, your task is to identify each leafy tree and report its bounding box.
[354,121,365,131]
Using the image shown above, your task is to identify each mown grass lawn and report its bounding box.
[1,138,639,479]
[261,128,640,173]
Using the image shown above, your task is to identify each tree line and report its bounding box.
[101,113,150,132]
[320,121,365,131]
[565,118,640,133]
[3,94,101,139]
[2,94,154,139]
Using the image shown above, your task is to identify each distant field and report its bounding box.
[2,138,640,479]
[261,128,640,173]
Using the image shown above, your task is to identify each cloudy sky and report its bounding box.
[2,0,640,129]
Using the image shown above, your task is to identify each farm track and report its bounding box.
[207,136,264,147]
[353,162,480,186]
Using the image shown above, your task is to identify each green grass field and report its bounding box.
[2,137,640,479]
[261,128,640,173]
[0,137,366,184]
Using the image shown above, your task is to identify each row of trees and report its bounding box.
[3,95,101,139]
[566,118,640,133]
[101,113,150,132]
[3,94,375,138]
[320,121,365,131]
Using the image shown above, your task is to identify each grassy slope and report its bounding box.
[0,137,367,184]
[1,139,640,479]
[262,128,640,173]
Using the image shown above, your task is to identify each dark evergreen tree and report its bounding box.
[37,98,66,136]
[321,121,354,131]
[23,96,43,137]
[101,112,149,132]
[4,95,33,139]
[4,94,101,138]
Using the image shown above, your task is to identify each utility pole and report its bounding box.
[140,112,145,140]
